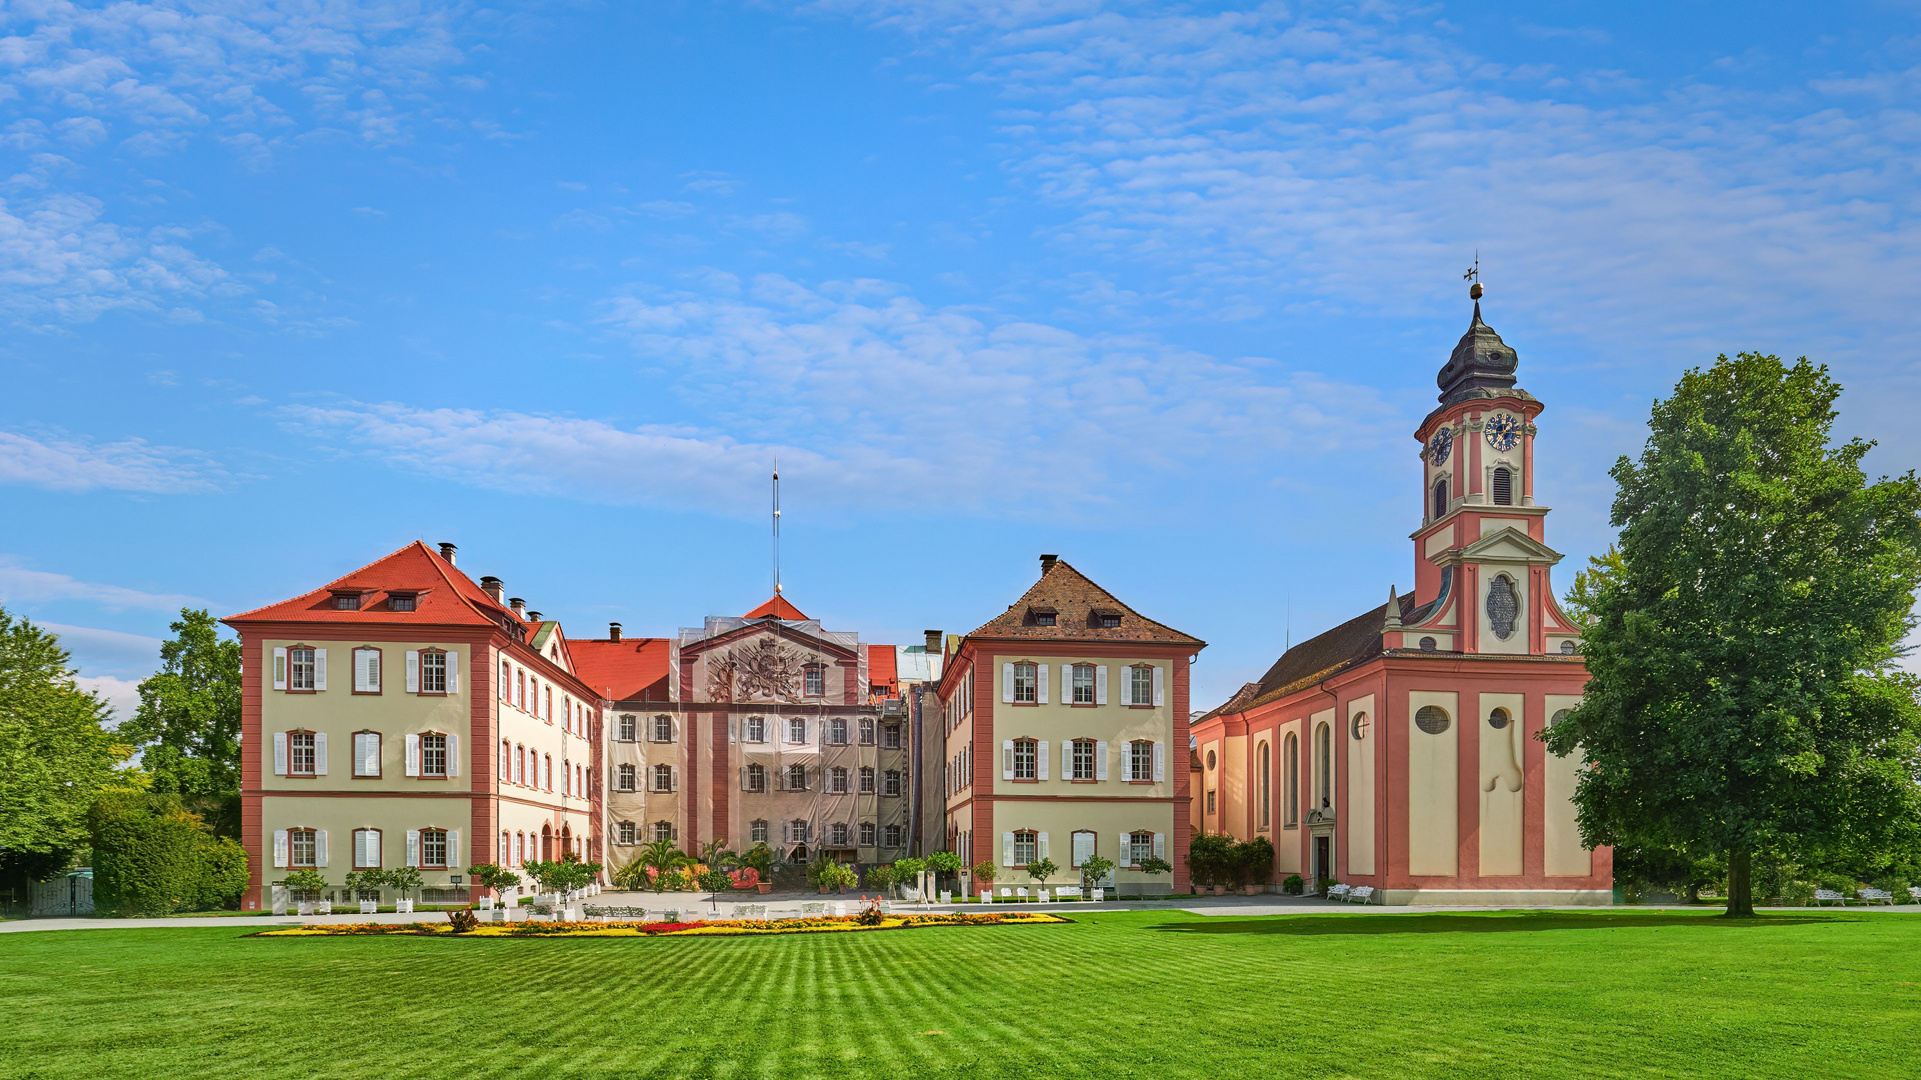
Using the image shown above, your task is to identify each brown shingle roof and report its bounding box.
[966,559,1203,647]
[1230,593,1414,712]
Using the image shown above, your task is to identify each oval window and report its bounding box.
[1351,713,1370,740]
[1419,636,1438,652]
[1487,707,1510,730]
[1560,640,1578,654]
[1206,749,1217,770]
[1414,705,1451,735]
[1550,708,1571,728]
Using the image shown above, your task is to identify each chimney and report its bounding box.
[438,541,457,565]
[609,622,623,643]
[480,576,503,602]
[1039,553,1058,574]
[924,629,942,655]
[509,597,526,618]
[527,611,543,623]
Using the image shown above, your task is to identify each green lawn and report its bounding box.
[3,910,1918,1079]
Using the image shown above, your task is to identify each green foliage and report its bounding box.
[864,863,898,892]
[926,850,963,875]
[638,838,689,892]
[1233,836,1275,889]
[699,839,737,871]
[118,609,242,836]
[808,858,857,891]
[1282,874,1305,895]
[1612,844,1726,902]
[893,856,926,880]
[1138,857,1172,876]
[467,863,522,896]
[89,790,246,915]
[971,860,997,884]
[1188,832,1235,887]
[0,609,128,858]
[1025,857,1058,883]
[698,868,733,896]
[277,868,327,896]
[1078,855,1115,891]
[1547,354,1921,917]
[1559,545,1624,631]
[384,865,422,900]
[738,843,774,874]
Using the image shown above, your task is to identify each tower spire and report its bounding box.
[772,458,782,597]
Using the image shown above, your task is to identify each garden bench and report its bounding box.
[1015,887,1028,901]
[1811,889,1849,906]
[802,902,826,916]
[1326,884,1351,902]
[1858,888,1895,906]
[1056,887,1081,901]
[1348,886,1376,905]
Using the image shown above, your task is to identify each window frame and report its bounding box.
[1071,663,1096,705]
[616,764,636,792]
[750,819,769,845]
[617,821,636,845]
[652,715,674,743]
[829,766,849,795]
[828,718,847,746]
[352,827,383,870]
[419,828,449,870]
[418,732,449,779]
[882,723,902,750]
[1070,829,1098,869]
[287,645,318,694]
[1127,739,1153,783]
[1128,665,1154,709]
[859,766,876,794]
[1071,738,1097,781]
[352,730,382,779]
[351,646,383,695]
[387,592,417,612]
[883,769,902,797]
[746,716,767,743]
[418,648,449,696]
[651,763,674,793]
[858,718,875,745]
[746,763,767,793]
[288,729,317,778]
[883,823,902,849]
[1012,738,1038,781]
[785,763,808,791]
[1012,662,1038,705]
[804,664,826,698]
[617,714,637,742]
[1011,829,1037,867]
[288,827,318,868]
[860,821,877,846]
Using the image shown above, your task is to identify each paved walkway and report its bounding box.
[5,892,1914,933]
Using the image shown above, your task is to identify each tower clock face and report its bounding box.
[1429,427,1453,466]
[1484,413,1521,452]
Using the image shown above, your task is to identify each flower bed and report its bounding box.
[254,911,1069,938]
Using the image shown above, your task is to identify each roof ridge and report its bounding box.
[223,540,433,622]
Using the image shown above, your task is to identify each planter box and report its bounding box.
[296,902,315,916]
[315,901,333,914]
[395,899,414,913]
[359,900,378,914]
[479,896,494,911]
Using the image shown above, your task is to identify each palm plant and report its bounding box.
[639,838,690,894]
[699,839,737,871]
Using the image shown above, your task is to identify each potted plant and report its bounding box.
[865,863,898,898]
[927,850,963,900]
[278,869,327,915]
[638,839,690,895]
[699,868,734,913]
[1188,832,1234,895]
[342,870,381,914]
[387,866,422,912]
[807,856,838,894]
[1235,837,1275,895]
[1282,873,1304,895]
[1138,855,1172,898]
[467,863,521,910]
[894,856,928,901]
[1025,857,1059,898]
[1079,855,1115,900]
[739,843,774,894]
[972,860,998,901]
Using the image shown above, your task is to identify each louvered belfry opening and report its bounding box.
[1492,467,1513,506]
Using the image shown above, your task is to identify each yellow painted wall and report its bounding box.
[1345,694,1376,875]
[1543,693,1592,876]
[1407,690,1459,876]
[989,655,1175,802]
[1222,733,1247,837]
[260,637,474,794]
[1273,719,1302,874]
[1477,691,1526,876]
[991,800,1175,890]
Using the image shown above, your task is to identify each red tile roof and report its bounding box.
[865,644,897,690]
[966,558,1203,647]
[224,540,524,629]
[743,594,809,620]
[570,637,674,703]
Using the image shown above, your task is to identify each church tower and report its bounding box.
[1396,282,1583,657]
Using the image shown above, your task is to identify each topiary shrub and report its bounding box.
[1282,874,1305,895]
[89,790,244,916]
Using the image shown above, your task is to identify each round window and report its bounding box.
[1206,749,1217,770]
[1414,705,1451,735]
[1351,713,1370,740]
[1550,708,1571,728]
[1419,636,1437,652]
[1487,707,1510,730]
[1560,640,1577,654]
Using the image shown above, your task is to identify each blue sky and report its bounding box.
[4,0,1918,720]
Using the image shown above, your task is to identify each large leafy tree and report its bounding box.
[0,609,127,866]
[1547,354,1921,916]
[120,609,241,836]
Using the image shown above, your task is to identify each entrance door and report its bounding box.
[1314,835,1332,886]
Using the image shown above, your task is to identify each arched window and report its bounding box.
[1433,478,1449,519]
[1492,466,1513,505]
[1283,733,1299,828]
[1314,722,1332,809]
[499,831,510,864]
[1257,741,1271,829]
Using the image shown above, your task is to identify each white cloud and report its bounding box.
[40,621,163,675]
[76,674,142,727]
[0,190,244,323]
[0,556,204,611]
[0,429,221,493]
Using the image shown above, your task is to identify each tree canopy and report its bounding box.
[0,609,128,864]
[1546,353,1921,916]
[119,609,241,836]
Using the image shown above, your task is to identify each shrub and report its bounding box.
[1188,832,1234,888]
[1079,855,1115,892]
[865,864,898,893]
[89,790,247,916]
[197,834,249,909]
[971,860,998,885]
[1025,857,1059,885]
[1282,874,1304,895]
[1234,837,1275,889]
[927,851,963,876]
[1138,856,1172,877]
[1781,880,1818,906]
[278,868,327,897]
[1870,873,1910,899]
[446,908,479,932]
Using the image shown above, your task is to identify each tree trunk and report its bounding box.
[1723,849,1755,917]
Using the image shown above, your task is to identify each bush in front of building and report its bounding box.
[1281,874,1304,895]
[1232,837,1275,891]
[89,790,248,916]
[1188,832,1235,890]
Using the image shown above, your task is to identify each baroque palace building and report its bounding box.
[937,556,1203,897]
[1189,295,1609,904]
[224,542,604,910]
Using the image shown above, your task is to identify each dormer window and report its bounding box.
[331,591,362,611]
[1027,606,1057,627]
[1090,608,1122,629]
[388,593,416,612]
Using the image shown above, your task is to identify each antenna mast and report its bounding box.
[772,459,782,597]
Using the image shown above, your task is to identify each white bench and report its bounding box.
[1348,886,1376,905]
[1056,887,1081,901]
[1811,889,1850,906]
[1326,884,1352,902]
[1858,888,1895,906]
[998,887,1012,903]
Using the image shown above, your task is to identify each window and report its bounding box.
[882,723,902,750]
[388,592,416,612]
[746,716,767,743]
[1071,664,1096,704]
[1433,478,1449,519]
[1126,831,1153,868]
[332,592,360,611]
[829,718,847,745]
[652,764,674,793]
[883,769,902,797]
[830,822,849,847]
[1012,738,1038,780]
[618,714,636,741]
[654,821,675,843]
[420,650,447,694]
[1561,639,1578,654]
[618,821,636,845]
[1012,663,1037,703]
[420,829,447,868]
[543,686,553,721]
[858,718,875,745]
[421,733,448,779]
[352,647,382,694]
[1415,705,1452,735]
[750,819,769,844]
[353,731,381,777]
[289,731,316,776]
[617,764,636,792]
[513,832,524,866]
[516,668,525,710]
[785,763,807,791]
[1129,666,1153,707]
[789,819,810,846]
[289,648,316,692]
[1127,740,1153,782]
[787,718,806,744]
[1420,636,1438,652]
[652,715,673,743]
[859,766,876,794]
[1071,739,1096,780]
[1258,741,1271,829]
[829,767,849,794]
[1071,830,1096,869]
[1012,830,1037,866]
[289,828,317,867]
[1283,733,1299,828]
[1094,612,1121,629]
[500,739,510,779]
[883,824,903,848]
[860,821,876,846]
[1492,466,1513,505]
[1314,723,1331,809]
[1488,707,1511,730]
[1205,788,1217,813]
[746,763,767,792]
[804,664,825,697]
[1031,609,1056,626]
[1352,713,1371,740]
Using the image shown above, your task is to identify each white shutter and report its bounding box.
[1001,739,1015,780]
[405,734,421,777]
[1152,666,1165,707]
[446,651,460,693]
[1153,832,1166,861]
[1037,739,1049,781]
[355,830,372,868]
[1038,831,1049,860]
[1002,832,1015,867]
[313,648,327,691]
[1118,667,1132,706]
[1037,664,1049,704]
[406,651,420,693]
[1095,664,1108,705]
[1153,740,1165,782]
[447,830,460,870]
[355,733,377,776]
[445,733,459,777]
[406,830,421,867]
[273,732,288,775]
[273,647,288,691]
[1001,662,1015,703]
[354,650,371,692]
[273,830,289,868]
[312,732,328,775]
[1117,831,1129,868]
[1096,740,1109,781]
[1061,741,1072,780]
[315,829,329,867]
